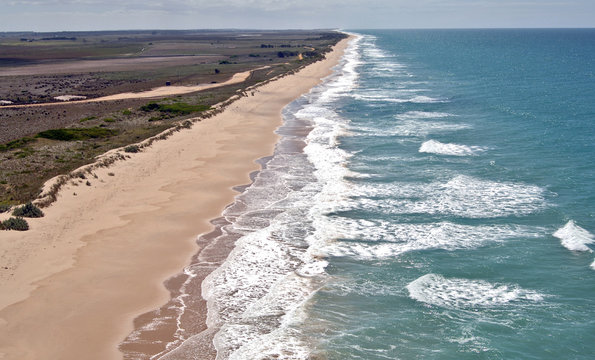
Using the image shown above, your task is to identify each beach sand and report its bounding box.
[0,37,350,360]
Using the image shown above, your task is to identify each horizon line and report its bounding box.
[2,27,595,34]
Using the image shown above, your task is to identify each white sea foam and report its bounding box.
[297,104,355,216]
[204,206,331,359]
[352,93,444,104]
[202,34,364,360]
[222,273,316,360]
[419,140,487,156]
[360,35,388,59]
[318,218,543,260]
[591,259,595,270]
[407,274,545,309]
[408,95,444,103]
[364,47,389,58]
[392,120,470,137]
[350,111,466,137]
[225,327,310,360]
[372,63,407,74]
[208,35,366,359]
[395,111,454,120]
[339,175,547,218]
[327,279,402,297]
[360,35,413,78]
[213,271,316,360]
[313,36,362,104]
[204,226,294,322]
[553,220,594,252]
[394,88,428,93]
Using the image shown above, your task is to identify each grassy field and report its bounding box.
[0,30,347,206]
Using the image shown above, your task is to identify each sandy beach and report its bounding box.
[0,36,350,360]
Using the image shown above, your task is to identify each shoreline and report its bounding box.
[0,37,350,360]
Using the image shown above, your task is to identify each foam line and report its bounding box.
[407,274,545,309]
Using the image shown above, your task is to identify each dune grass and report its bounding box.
[36,127,118,141]
[140,101,210,115]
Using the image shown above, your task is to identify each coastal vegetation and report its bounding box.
[140,101,210,115]
[37,127,118,141]
[124,145,140,153]
[0,137,36,152]
[0,216,29,231]
[0,30,347,205]
[12,202,44,218]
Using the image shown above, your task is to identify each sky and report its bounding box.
[1,0,594,32]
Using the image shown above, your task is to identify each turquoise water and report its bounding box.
[203,30,595,359]
[304,30,595,359]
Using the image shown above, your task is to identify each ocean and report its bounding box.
[173,30,595,359]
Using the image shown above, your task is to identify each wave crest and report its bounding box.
[407,274,545,309]
[553,220,594,252]
[419,140,487,156]
[319,219,544,260]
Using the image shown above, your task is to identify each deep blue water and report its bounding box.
[202,30,595,359]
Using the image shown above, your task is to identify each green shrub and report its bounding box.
[302,51,321,58]
[141,102,209,115]
[1,217,29,231]
[0,137,36,152]
[124,145,140,153]
[122,109,132,116]
[103,118,116,123]
[140,102,160,112]
[15,147,35,158]
[277,51,298,58]
[12,202,44,218]
[181,120,193,129]
[0,204,11,213]
[37,127,118,141]
[161,103,209,115]
[79,116,96,123]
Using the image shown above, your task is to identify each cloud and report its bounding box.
[8,0,367,12]
[2,0,594,31]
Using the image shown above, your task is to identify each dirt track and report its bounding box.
[0,70,251,108]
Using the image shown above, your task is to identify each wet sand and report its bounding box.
[0,37,350,360]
